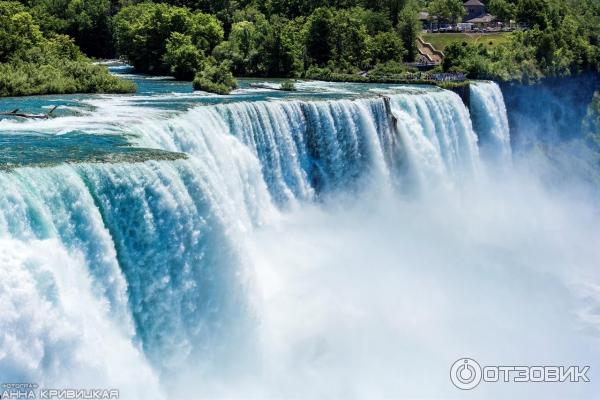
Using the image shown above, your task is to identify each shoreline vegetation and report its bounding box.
[0,0,598,97]
[304,67,469,86]
[0,2,134,98]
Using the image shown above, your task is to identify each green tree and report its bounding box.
[427,0,465,24]
[214,19,262,75]
[488,0,516,23]
[113,3,223,75]
[397,3,420,61]
[263,0,361,19]
[353,7,392,35]
[304,7,334,66]
[515,0,557,29]
[64,0,113,57]
[25,0,114,58]
[302,8,371,71]
[214,8,303,77]
[163,32,205,80]
[260,16,304,76]
[370,31,406,64]
[0,1,134,97]
[0,1,43,62]
[216,9,259,74]
[188,11,225,51]
[329,9,371,70]
[386,0,407,26]
[442,37,543,83]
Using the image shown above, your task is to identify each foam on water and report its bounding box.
[470,81,512,165]
[0,167,161,398]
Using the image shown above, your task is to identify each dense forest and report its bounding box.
[0,0,599,95]
[0,1,135,96]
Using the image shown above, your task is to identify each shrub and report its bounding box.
[369,61,408,78]
[0,59,135,97]
[193,63,237,95]
[305,65,332,79]
[0,2,134,97]
[280,80,296,91]
[192,77,232,95]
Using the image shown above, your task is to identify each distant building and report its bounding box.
[463,0,498,28]
[418,11,432,30]
[421,0,501,32]
[464,0,486,21]
[466,13,497,28]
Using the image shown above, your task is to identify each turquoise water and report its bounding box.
[0,63,430,169]
[0,133,184,170]
[0,64,422,115]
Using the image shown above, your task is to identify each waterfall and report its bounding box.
[4,83,573,399]
[469,81,512,165]
[385,89,481,190]
[0,160,263,396]
[0,166,161,397]
[131,97,394,205]
[128,89,479,202]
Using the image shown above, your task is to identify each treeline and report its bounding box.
[0,1,134,97]
[110,1,424,92]
[442,0,600,83]
[1,0,423,93]
[113,0,597,86]
[1,0,599,96]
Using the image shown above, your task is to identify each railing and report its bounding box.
[368,72,467,82]
[417,37,445,60]
[406,61,440,68]
[431,73,467,82]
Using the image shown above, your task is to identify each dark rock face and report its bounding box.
[448,84,471,106]
[500,74,600,147]
[499,75,600,192]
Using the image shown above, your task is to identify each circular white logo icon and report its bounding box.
[450,358,482,390]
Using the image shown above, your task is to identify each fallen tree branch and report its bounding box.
[0,105,59,119]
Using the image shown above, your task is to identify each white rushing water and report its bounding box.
[0,82,598,399]
[469,81,512,165]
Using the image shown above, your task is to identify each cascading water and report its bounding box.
[0,166,161,398]
[132,97,394,204]
[386,89,481,190]
[469,81,512,165]
[130,89,480,201]
[1,81,598,399]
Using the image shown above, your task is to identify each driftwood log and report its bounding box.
[0,105,58,119]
